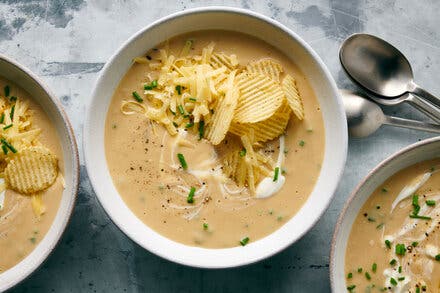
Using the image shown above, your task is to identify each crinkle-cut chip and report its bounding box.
[205,71,238,145]
[234,74,284,123]
[4,146,58,194]
[229,102,291,142]
[282,74,304,120]
[210,53,239,72]
[246,59,283,82]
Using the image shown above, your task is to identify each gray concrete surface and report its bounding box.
[0,0,438,292]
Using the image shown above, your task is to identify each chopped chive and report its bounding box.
[435,254,440,261]
[372,263,377,273]
[273,167,280,182]
[389,259,397,265]
[4,85,10,97]
[412,194,419,206]
[347,272,353,279]
[390,278,397,286]
[397,277,405,281]
[170,109,176,116]
[198,120,204,140]
[9,96,17,102]
[347,285,356,291]
[416,288,421,293]
[385,239,392,249]
[298,140,305,147]
[411,242,418,247]
[177,153,188,170]
[0,113,4,124]
[1,139,16,153]
[376,223,384,229]
[144,80,158,90]
[240,237,249,246]
[1,144,8,155]
[178,104,185,115]
[367,217,376,222]
[3,124,12,130]
[398,266,402,273]
[172,121,178,128]
[189,97,197,102]
[409,214,432,220]
[10,104,15,120]
[357,267,363,273]
[132,91,143,102]
[185,122,194,128]
[203,223,208,230]
[239,148,246,157]
[29,237,36,244]
[381,187,388,193]
[395,243,406,256]
[187,187,195,203]
[175,85,182,95]
[426,200,436,206]
[365,272,371,280]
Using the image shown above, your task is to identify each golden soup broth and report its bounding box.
[345,159,440,292]
[0,78,64,272]
[105,30,325,248]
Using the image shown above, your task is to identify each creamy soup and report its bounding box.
[105,30,325,248]
[0,78,64,272]
[345,159,440,292]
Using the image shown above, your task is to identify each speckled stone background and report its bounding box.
[1,0,439,292]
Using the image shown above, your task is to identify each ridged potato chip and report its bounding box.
[233,73,284,124]
[229,102,291,142]
[282,74,304,120]
[206,71,238,144]
[246,59,283,82]
[210,53,239,72]
[4,146,58,194]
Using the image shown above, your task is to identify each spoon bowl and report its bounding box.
[341,90,440,137]
[340,34,413,98]
[340,33,440,122]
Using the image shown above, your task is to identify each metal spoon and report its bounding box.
[340,33,440,123]
[341,90,440,137]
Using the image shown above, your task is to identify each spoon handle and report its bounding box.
[406,94,440,124]
[411,83,440,110]
[384,115,440,133]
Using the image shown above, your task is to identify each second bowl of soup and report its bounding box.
[85,7,347,268]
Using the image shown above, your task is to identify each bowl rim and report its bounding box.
[0,54,80,291]
[330,136,440,291]
[84,6,347,268]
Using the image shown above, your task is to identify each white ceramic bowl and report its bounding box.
[0,55,79,291]
[330,137,440,292]
[84,6,347,268]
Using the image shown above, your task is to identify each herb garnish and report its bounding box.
[132,91,143,102]
[175,85,182,95]
[198,120,205,140]
[189,97,197,102]
[239,148,246,157]
[395,243,406,256]
[385,239,392,249]
[3,124,12,130]
[298,140,305,147]
[187,187,195,203]
[203,223,208,230]
[1,139,16,153]
[347,273,353,279]
[426,200,436,206]
[365,272,371,280]
[409,214,432,220]
[240,237,250,246]
[0,113,4,124]
[10,104,15,120]
[177,153,188,170]
[4,85,10,97]
[390,277,397,286]
[389,259,397,266]
[273,167,280,182]
[144,80,158,90]
[372,263,377,273]
[178,105,185,115]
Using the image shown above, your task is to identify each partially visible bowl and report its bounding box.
[84,6,347,268]
[0,55,79,291]
[330,137,440,292]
